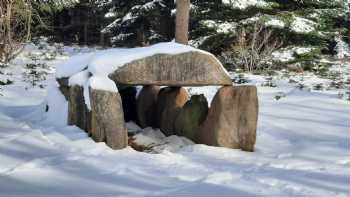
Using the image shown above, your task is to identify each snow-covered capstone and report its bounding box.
[109,51,232,86]
[56,42,232,89]
[55,42,259,151]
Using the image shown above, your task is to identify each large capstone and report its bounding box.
[197,86,258,152]
[109,51,232,86]
[156,87,189,136]
[136,85,160,128]
[174,94,208,142]
[89,88,128,150]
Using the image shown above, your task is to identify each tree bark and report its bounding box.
[175,0,190,45]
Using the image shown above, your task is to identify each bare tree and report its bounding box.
[0,0,32,64]
[175,0,190,44]
[231,22,283,71]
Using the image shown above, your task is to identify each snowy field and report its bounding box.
[0,43,350,197]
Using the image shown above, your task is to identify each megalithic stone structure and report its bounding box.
[56,45,258,151]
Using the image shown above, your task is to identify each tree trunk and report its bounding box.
[175,0,190,45]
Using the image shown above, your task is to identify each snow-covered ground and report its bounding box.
[0,43,350,197]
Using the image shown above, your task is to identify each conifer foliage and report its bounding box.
[30,0,350,70]
[101,0,175,47]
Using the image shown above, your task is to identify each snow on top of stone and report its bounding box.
[57,42,211,79]
[69,42,223,109]
[57,42,226,102]
[69,70,90,87]
[56,52,95,78]
[88,76,118,93]
[87,42,212,77]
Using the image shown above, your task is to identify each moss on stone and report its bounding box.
[175,95,209,141]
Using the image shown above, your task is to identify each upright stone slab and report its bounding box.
[57,77,70,101]
[235,86,259,152]
[89,88,128,149]
[197,86,258,152]
[86,110,92,136]
[174,94,208,142]
[156,87,189,136]
[68,85,89,131]
[136,85,160,128]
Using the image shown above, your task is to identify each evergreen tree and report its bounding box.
[33,0,111,45]
[189,0,350,69]
[101,0,175,47]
